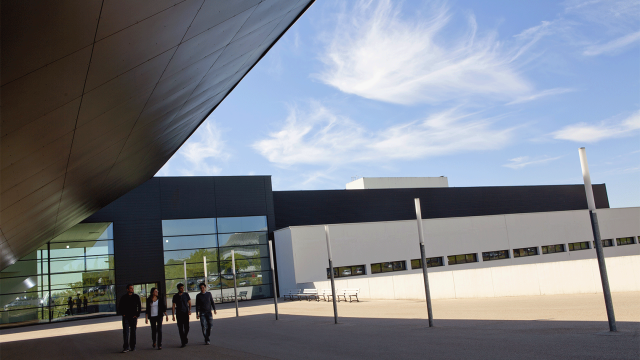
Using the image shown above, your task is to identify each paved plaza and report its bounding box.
[1,292,638,359]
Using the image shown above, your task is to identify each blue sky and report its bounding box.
[157,0,640,208]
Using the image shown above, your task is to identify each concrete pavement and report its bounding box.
[1,292,638,359]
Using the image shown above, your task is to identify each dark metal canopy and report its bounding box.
[0,0,314,270]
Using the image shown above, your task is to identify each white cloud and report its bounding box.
[564,0,640,56]
[503,156,562,169]
[316,0,541,105]
[583,30,640,56]
[157,121,230,176]
[552,110,640,143]
[507,88,575,105]
[252,102,514,167]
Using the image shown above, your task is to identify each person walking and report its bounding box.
[145,287,168,350]
[67,296,74,315]
[195,283,217,345]
[119,284,141,353]
[83,296,88,313]
[172,283,191,348]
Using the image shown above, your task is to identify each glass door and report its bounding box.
[133,283,157,312]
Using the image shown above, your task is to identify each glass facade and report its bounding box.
[162,216,272,303]
[542,244,565,254]
[0,223,115,327]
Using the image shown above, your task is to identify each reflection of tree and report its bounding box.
[220,253,251,273]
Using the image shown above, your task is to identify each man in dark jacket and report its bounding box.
[119,284,141,353]
[172,283,191,348]
[195,283,217,345]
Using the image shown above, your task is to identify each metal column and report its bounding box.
[325,225,338,324]
[579,147,616,332]
[414,198,434,327]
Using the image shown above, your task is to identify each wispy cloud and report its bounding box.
[503,155,562,169]
[507,88,575,105]
[316,0,544,105]
[252,102,514,167]
[157,121,230,176]
[552,110,640,143]
[564,0,640,56]
[583,30,640,56]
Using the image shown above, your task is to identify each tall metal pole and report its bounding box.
[183,261,187,283]
[325,225,339,324]
[579,147,616,332]
[203,256,208,288]
[268,240,279,320]
[231,250,239,317]
[414,198,434,327]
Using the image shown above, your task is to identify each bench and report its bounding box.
[283,289,301,301]
[337,288,360,303]
[298,289,319,302]
[319,289,333,301]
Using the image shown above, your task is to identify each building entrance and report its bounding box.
[133,283,157,311]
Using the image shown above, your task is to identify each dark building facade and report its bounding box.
[273,184,609,229]
[84,176,276,305]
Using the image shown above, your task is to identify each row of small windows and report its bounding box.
[328,236,638,277]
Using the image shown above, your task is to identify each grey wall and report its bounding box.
[82,176,275,306]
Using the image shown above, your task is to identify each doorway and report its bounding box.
[133,283,157,311]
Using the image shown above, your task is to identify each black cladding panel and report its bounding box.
[272,184,610,229]
[214,176,271,218]
[160,177,217,220]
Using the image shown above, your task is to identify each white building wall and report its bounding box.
[346,177,449,189]
[275,207,640,299]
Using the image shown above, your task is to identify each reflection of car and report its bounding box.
[238,272,250,278]
[207,275,219,283]
[354,267,364,274]
[222,274,234,280]
[341,269,351,276]
[238,281,248,286]
[4,299,31,310]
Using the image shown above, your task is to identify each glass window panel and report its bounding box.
[382,262,394,272]
[217,216,267,233]
[163,235,217,251]
[164,262,219,280]
[50,258,85,273]
[219,245,268,261]
[393,261,405,271]
[410,259,421,269]
[48,240,113,258]
[0,254,39,279]
[218,232,267,247]
[371,263,382,273]
[338,267,352,277]
[220,257,269,274]
[352,265,365,275]
[456,255,465,263]
[162,218,217,236]
[427,257,443,267]
[236,271,271,287]
[616,237,634,246]
[97,224,114,240]
[164,248,218,265]
[447,256,456,264]
[86,255,114,271]
[50,270,114,288]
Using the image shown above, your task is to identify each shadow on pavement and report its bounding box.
[1,312,638,360]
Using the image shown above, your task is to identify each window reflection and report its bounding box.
[162,218,217,236]
[163,235,217,250]
[218,232,267,247]
[0,223,116,326]
[217,216,267,233]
